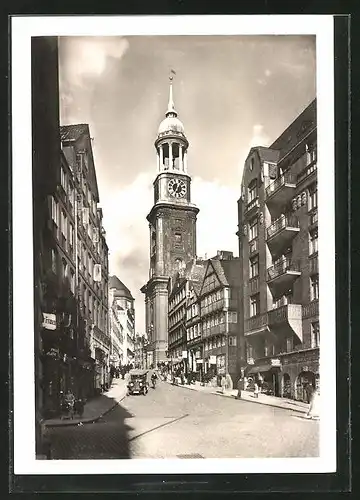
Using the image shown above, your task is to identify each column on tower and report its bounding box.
[159,144,164,170]
[157,149,160,172]
[179,144,183,171]
[184,150,188,173]
[169,141,173,170]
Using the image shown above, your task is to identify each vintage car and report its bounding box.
[127,369,149,395]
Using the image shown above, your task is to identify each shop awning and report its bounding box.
[247,364,276,374]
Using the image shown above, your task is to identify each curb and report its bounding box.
[44,391,128,428]
[168,381,308,415]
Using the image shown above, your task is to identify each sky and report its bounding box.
[58,35,316,334]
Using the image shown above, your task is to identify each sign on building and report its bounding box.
[209,355,216,365]
[182,351,187,359]
[271,358,281,367]
[42,313,56,331]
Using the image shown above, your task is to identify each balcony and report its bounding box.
[267,258,301,300]
[244,197,260,217]
[297,161,317,185]
[244,312,270,337]
[201,299,225,317]
[268,304,303,343]
[266,214,299,255]
[265,172,296,215]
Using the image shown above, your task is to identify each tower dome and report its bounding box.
[155,75,189,173]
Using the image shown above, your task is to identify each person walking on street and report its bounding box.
[253,381,259,398]
[236,376,244,399]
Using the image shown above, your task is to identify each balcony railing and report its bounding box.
[267,258,300,281]
[297,161,317,184]
[265,172,296,199]
[245,311,269,333]
[268,304,302,326]
[267,214,299,240]
[244,197,260,214]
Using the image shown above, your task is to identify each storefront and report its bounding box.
[280,348,320,401]
[246,359,282,396]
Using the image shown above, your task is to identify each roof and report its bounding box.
[109,275,134,300]
[60,124,89,142]
[210,259,229,286]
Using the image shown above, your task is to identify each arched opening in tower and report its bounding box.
[172,143,180,170]
[162,143,169,169]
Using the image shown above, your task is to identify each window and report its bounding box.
[68,182,75,207]
[70,269,75,294]
[60,210,67,237]
[60,167,67,191]
[286,337,294,352]
[221,336,226,346]
[248,179,258,202]
[249,255,259,279]
[250,293,260,317]
[62,258,68,279]
[229,336,237,346]
[174,232,182,243]
[308,184,318,211]
[51,196,59,226]
[51,249,57,273]
[309,229,318,255]
[311,322,320,348]
[69,223,74,247]
[248,217,258,241]
[306,144,317,165]
[227,312,238,323]
[246,343,253,362]
[310,274,319,301]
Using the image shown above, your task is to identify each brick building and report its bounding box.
[237,99,319,400]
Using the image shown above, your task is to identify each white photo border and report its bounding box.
[12,14,336,475]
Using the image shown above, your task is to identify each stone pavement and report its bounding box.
[43,376,129,428]
[167,380,310,414]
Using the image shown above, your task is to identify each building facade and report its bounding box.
[168,259,206,376]
[109,286,124,367]
[198,252,243,386]
[141,79,199,365]
[237,99,319,400]
[134,333,148,369]
[109,275,136,366]
[60,124,111,395]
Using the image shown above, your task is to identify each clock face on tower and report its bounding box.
[168,178,187,198]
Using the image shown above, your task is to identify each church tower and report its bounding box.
[141,76,199,366]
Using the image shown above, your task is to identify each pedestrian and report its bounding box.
[304,382,314,404]
[221,375,226,394]
[253,381,259,398]
[236,376,243,399]
[306,385,320,419]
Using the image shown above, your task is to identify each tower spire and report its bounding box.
[166,70,177,117]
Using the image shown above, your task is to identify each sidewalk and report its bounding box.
[168,380,309,414]
[43,376,129,428]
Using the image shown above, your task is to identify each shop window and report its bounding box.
[311,322,320,348]
[248,216,258,241]
[249,255,259,279]
[310,274,319,301]
[250,293,260,317]
[309,229,318,255]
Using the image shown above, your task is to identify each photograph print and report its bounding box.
[12,15,336,475]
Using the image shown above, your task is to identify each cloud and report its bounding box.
[60,36,129,88]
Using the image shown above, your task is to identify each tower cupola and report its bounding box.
[155,74,188,173]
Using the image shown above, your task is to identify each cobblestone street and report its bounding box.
[48,380,319,459]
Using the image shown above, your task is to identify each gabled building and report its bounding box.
[198,251,243,385]
[186,276,204,379]
[109,275,136,365]
[167,259,206,375]
[237,99,319,400]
